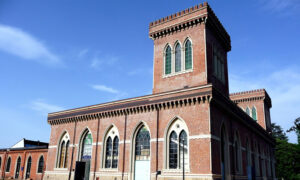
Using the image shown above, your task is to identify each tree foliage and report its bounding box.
[271,122,300,179]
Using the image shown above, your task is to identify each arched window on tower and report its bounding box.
[5,157,11,172]
[165,45,172,75]
[246,107,250,116]
[252,107,257,121]
[37,156,44,173]
[103,126,119,169]
[175,43,182,72]
[57,132,70,168]
[185,39,192,70]
[167,118,189,170]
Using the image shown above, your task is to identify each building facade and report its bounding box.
[0,139,48,180]
[44,2,276,180]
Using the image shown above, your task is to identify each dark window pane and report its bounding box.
[165,46,172,75]
[105,137,112,168]
[25,157,32,179]
[135,126,150,160]
[5,157,11,172]
[38,156,44,173]
[169,131,178,169]
[179,130,188,168]
[175,44,181,72]
[185,40,192,70]
[112,137,119,168]
[15,157,21,178]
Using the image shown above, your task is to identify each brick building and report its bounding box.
[44,2,276,180]
[0,139,48,180]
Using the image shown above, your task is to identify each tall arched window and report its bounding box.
[103,126,119,169]
[246,139,252,179]
[221,125,230,180]
[37,156,44,173]
[246,107,250,116]
[105,137,112,168]
[166,118,189,170]
[15,157,21,178]
[165,46,172,75]
[175,43,181,72]
[252,107,257,121]
[0,156,2,170]
[135,125,150,160]
[254,142,260,176]
[185,39,192,70]
[25,156,32,179]
[57,132,70,168]
[234,132,242,174]
[169,131,178,169]
[112,137,119,168]
[5,157,11,172]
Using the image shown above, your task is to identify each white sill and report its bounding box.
[162,168,190,173]
[99,168,118,172]
[54,168,68,171]
[163,69,193,78]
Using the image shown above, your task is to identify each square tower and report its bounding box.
[149,2,231,96]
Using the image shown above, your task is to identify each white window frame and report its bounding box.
[102,125,120,170]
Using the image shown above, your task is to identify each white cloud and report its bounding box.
[78,48,89,58]
[0,24,61,65]
[91,84,119,94]
[90,55,119,70]
[258,0,300,15]
[128,67,153,76]
[229,67,300,143]
[29,99,64,114]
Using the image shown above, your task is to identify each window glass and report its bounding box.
[169,131,178,169]
[25,157,32,179]
[252,107,257,121]
[179,130,188,168]
[112,137,119,168]
[246,107,250,116]
[165,46,172,75]
[37,156,44,173]
[185,40,192,70]
[59,141,65,168]
[175,44,181,72]
[135,126,150,160]
[105,137,112,168]
[5,157,11,172]
[15,157,21,178]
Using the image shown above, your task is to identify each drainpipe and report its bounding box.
[155,106,160,180]
[68,120,77,180]
[121,111,128,180]
[93,117,101,180]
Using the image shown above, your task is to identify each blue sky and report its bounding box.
[0,0,299,147]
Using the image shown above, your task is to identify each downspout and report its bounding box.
[68,120,77,180]
[93,117,101,180]
[122,112,128,180]
[155,106,160,180]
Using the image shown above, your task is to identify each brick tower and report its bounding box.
[149,2,231,96]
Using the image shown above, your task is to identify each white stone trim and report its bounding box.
[150,138,164,142]
[48,145,57,149]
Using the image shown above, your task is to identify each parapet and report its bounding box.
[230,89,272,108]
[149,2,231,51]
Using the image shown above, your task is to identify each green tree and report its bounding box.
[271,123,288,141]
[287,117,300,144]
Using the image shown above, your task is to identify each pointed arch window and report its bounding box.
[252,107,257,121]
[15,157,21,178]
[165,46,172,75]
[175,43,182,72]
[246,107,250,116]
[233,132,242,173]
[221,125,230,179]
[185,40,192,70]
[135,126,150,160]
[5,157,11,172]
[57,132,70,168]
[25,156,32,179]
[37,156,44,173]
[104,126,119,169]
[167,118,189,170]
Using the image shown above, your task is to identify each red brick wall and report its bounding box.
[0,148,47,180]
